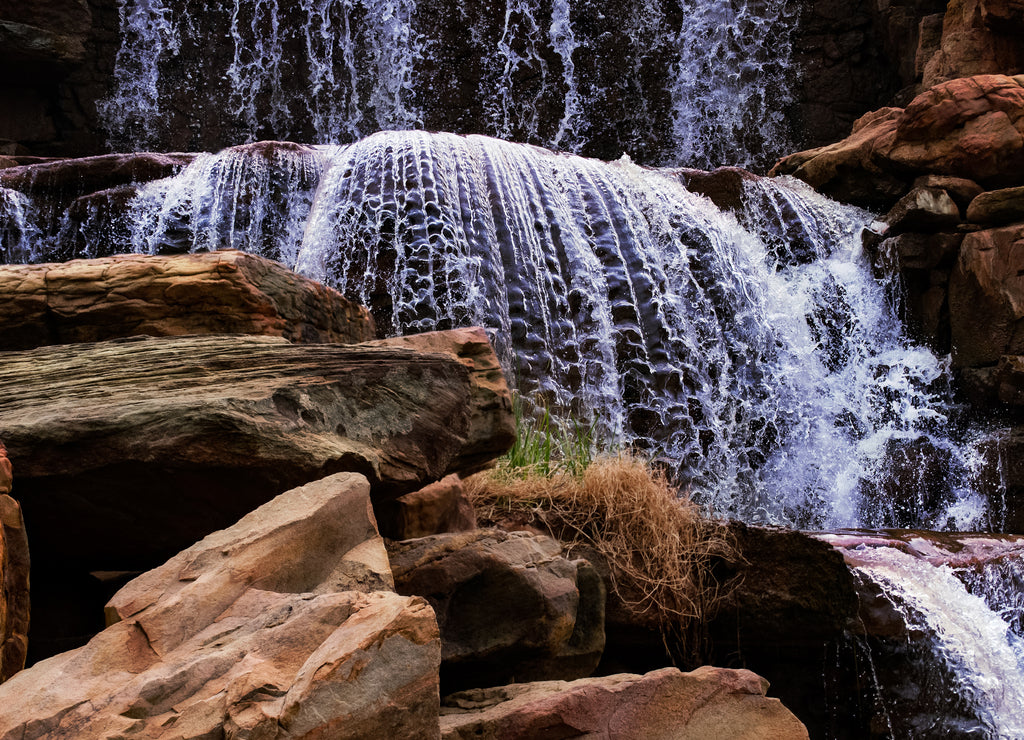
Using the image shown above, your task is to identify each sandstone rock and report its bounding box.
[0,330,512,573]
[0,472,443,740]
[922,0,1024,87]
[965,185,1024,225]
[775,75,1024,205]
[377,474,478,540]
[0,250,376,351]
[885,75,1024,187]
[770,107,909,207]
[949,223,1024,366]
[972,423,1024,530]
[878,231,962,271]
[367,327,516,477]
[440,666,810,740]
[883,186,961,233]
[676,166,759,214]
[389,529,605,692]
[0,441,29,683]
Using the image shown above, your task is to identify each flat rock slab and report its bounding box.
[440,666,809,740]
[0,472,442,740]
[0,329,513,572]
[0,250,376,350]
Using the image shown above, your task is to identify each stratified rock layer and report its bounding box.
[0,441,29,683]
[0,250,376,350]
[0,472,443,740]
[0,329,513,573]
[440,666,810,740]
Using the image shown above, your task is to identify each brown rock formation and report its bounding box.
[773,75,1024,205]
[965,184,1024,224]
[0,330,513,573]
[0,151,195,200]
[949,223,1024,366]
[921,0,1024,87]
[0,472,443,740]
[0,441,29,683]
[377,474,478,540]
[440,666,810,740]
[0,250,376,350]
[389,529,606,692]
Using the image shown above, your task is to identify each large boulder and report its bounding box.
[0,152,195,201]
[921,0,1024,87]
[0,441,29,683]
[0,250,376,350]
[965,185,1024,225]
[439,666,810,740]
[0,328,512,660]
[949,223,1024,367]
[389,529,606,692]
[0,472,443,739]
[773,75,1024,204]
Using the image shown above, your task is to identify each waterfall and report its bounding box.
[107,131,986,530]
[844,542,1024,739]
[97,0,797,169]
[0,189,40,264]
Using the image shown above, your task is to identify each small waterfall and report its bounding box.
[846,542,1024,739]
[0,188,40,264]
[98,0,797,168]
[130,142,327,266]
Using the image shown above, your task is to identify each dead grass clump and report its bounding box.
[464,453,735,651]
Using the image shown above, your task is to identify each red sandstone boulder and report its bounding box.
[949,223,1024,366]
[883,186,961,233]
[439,666,810,740]
[921,0,1024,87]
[377,474,478,540]
[0,442,29,684]
[773,75,1024,205]
[0,250,376,350]
[966,185,1024,224]
[0,472,443,740]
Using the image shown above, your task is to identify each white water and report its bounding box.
[94,131,984,530]
[98,0,796,168]
[852,546,1024,739]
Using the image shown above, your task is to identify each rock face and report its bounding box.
[949,223,1024,367]
[376,474,478,540]
[389,529,606,692]
[773,75,1024,205]
[439,666,810,740]
[0,441,29,683]
[921,0,1024,87]
[0,472,444,740]
[0,330,512,571]
[0,250,376,350]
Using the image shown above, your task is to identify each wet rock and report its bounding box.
[676,166,759,214]
[0,441,29,683]
[949,223,1024,367]
[440,666,809,740]
[0,152,196,200]
[0,250,376,351]
[0,472,444,740]
[389,529,605,692]
[965,185,1024,225]
[883,186,961,233]
[377,474,477,540]
[878,231,962,271]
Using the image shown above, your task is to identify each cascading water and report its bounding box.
[98,0,796,169]
[110,130,987,531]
[0,189,39,264]
[829,537,1024,739]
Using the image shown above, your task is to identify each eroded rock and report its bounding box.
[440,666,810,740]
[0,441,29,683]
[966,185,1024,225]
[0,472,443,740]
[949,223,1024,366]
[377,474,478,540]
[389,529,605,692]
[0,250,376,350]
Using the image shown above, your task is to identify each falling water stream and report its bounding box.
[2,0,1022,733]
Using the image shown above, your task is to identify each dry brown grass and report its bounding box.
[464,453,736,654]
